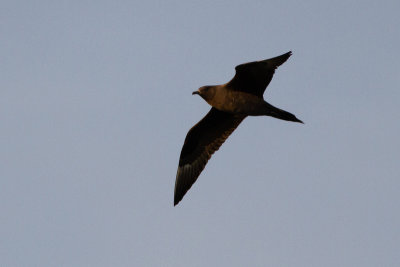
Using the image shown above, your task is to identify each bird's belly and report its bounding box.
[212,91,267,116]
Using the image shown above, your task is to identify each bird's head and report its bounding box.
[192,86,216,101]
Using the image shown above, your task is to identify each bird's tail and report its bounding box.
[263,102,303,123]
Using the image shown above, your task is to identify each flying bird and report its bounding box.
[174,51,302,206]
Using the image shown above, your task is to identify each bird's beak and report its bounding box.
[192,91,200,95]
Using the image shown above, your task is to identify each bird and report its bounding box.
[174,51,302,206]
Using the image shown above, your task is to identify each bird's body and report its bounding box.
[174,51,302,206]
[204,86,269,115]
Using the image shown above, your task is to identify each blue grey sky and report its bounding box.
[1,0,399,266]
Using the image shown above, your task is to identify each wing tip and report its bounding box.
[174,194,181,206]
[275,51,292,66]
[173,165,190,206]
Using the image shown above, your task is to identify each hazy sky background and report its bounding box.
[1,0,399,266]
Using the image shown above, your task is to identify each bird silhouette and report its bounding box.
[174,51,302,206]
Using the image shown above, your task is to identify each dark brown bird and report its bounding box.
[174,51,302,206]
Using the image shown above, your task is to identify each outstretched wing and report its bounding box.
[227,51,292,97]
[174,108,246,206]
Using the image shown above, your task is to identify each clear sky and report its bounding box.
[1,0,400,266]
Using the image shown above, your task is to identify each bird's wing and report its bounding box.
[174,107,246,205]
[226,51,292,97]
